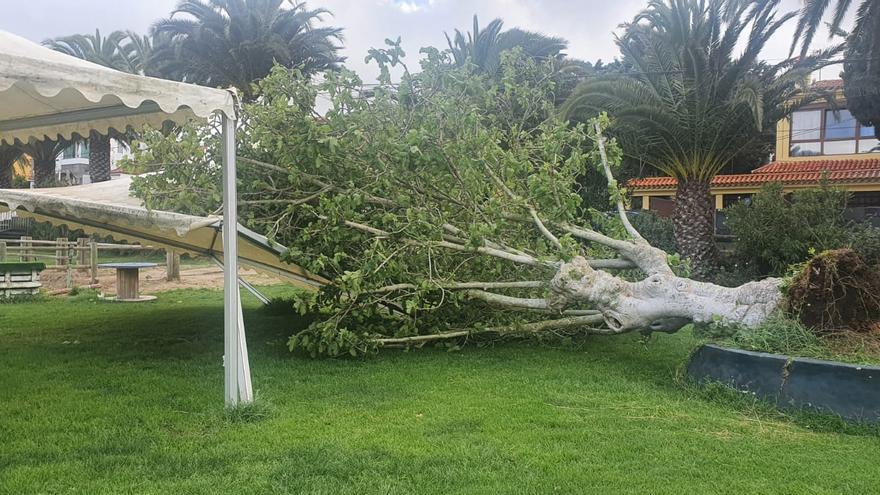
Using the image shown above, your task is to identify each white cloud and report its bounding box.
[388,0,437,13]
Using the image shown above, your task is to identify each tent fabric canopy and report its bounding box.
[0,177,326,289]
[0,30,236,145]
[0,30,256,405]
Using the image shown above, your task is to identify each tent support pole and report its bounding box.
[222,114,253,406]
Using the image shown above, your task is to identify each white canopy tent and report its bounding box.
[0,176,327,289]
[0,30,256,406]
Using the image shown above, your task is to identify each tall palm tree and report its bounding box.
[562,0,835,279]
[791,0,880,138]
[150,0,344,101]
[445,15,569,74]
[0,145,22,189]
[44,30,146,183]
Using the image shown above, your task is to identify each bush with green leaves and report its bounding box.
[725,181,880,275]
[628,211,676,254]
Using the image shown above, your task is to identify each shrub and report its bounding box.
[628,210,676,254]
[848,223,880,266]
[725,181,856,275]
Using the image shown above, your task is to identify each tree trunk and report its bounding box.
[0,146,20,188]
[672,178,718,280]
[88,131,112,183]
[0,162,11,188]
[33,153,56,187]
[551,256,782,334]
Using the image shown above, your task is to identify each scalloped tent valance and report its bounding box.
[0,30,236,145]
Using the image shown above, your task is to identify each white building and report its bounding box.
[55,139,130,184]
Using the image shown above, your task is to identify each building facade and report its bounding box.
[55,139,130,184]
[628,80,880,229]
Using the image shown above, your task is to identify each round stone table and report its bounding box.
[98,262,158,302]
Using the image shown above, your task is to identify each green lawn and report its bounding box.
[1,289,878,494]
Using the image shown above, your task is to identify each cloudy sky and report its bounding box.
[0,0,843,82]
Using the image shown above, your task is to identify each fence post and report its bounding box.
[90,240,98,285]
[166,250,181,282]
[20,236,32,262]
[77,238,88,265]
[0,241,6,262]
[55,238,67,266]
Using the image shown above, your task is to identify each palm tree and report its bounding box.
[19,139,66,188]
[150,0,344,101]
[43,29,133,70]
[791,0,880,139]
[44,30,147,183]
[445,15,568,74]
[562,0,836,279]
[0,145,22,189]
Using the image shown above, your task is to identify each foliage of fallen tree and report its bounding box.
[129,46,784,356]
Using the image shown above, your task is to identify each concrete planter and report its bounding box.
[687,344,880,423]
[0,262,45,298]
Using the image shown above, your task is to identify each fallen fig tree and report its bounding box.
[129,46,783,356]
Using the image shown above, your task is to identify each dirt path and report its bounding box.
[40,265,284,295]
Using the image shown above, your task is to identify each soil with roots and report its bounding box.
[787,249,880,333]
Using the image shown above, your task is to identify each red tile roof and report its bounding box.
[628,157,880,191]
[810,79,844,90]
[752,158,880,174]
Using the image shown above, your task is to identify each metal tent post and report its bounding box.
[221,114,253,406]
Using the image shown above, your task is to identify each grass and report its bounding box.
[1,289,879,494]
[698,314,880,366]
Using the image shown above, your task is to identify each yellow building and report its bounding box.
[629,80,880,218]
[12,154,32,181]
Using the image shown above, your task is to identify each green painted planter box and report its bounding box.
[0,262,46,297]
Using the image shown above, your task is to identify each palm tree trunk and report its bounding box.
[0,146,20,189]
[672,179,719,280]
[0,162,11,188]
[33,153,56,188]
[88,131,112,183]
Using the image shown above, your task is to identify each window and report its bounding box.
[790,108,880,156]
[62,145,75,160]
[825,110,856,139]
[791,110,821,140]
[790,142,821,157]
[824,140,856,155]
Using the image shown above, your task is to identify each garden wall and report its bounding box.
[687,344,880,423]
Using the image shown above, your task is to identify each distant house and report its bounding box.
[11,153,31,181]
[9,140,128,187]
[628,79,880,229]
[55,139,130,184]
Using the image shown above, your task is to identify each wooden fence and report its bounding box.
[0,237,180,287]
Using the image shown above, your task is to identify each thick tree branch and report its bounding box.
[593,122,644,242]
[373,314,612,345]
[369,281,546,293]
[434,240,552,267]
[464,290,600,316]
